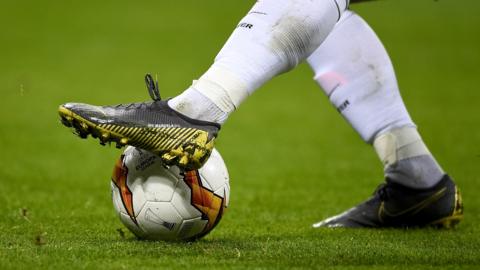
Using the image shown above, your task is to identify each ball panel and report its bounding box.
[111,182,126,215]
[197,174,213,190]
[178,217,208,240]
[128,178,147,218]
[119,212,145,238]
[171,180,202,220]
[183,170,226,235]
[224,183,230,206]
[141,175,177,202]
[111,155,143,223]
[214,185,230,207]
[125,147,179,203]
[199,149,229,192]
[136,201,183,240]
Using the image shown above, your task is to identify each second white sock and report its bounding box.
[307,11,414,142]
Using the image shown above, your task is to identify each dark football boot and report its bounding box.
[59,74,220,170]
[313,175,463,229]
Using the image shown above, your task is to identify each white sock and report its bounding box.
[374,127,444,188]
[307,11,444,188]
[170,0,346,124]
[168,87,228,124]
[307,11,413,142]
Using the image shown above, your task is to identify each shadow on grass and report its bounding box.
[106,226,480,267]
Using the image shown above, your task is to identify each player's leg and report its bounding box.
[168,0,348,124]
[307,11,462,228]
[59,0,348,170]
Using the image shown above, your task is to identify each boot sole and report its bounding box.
[58,106,214,170]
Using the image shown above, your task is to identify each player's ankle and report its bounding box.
[169,65,253,125]
[373,126,444,189]
[168,88,229,125]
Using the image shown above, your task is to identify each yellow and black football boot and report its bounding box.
[59,74,220,170]
[313,175,463,229]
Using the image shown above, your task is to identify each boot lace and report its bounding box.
[113,74,161,110]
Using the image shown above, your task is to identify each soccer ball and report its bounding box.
[111,146,230,241]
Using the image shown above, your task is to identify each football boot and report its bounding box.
[59,74,220,170]
[313,174,463,229]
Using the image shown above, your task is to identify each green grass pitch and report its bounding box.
[1,0,480,269]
